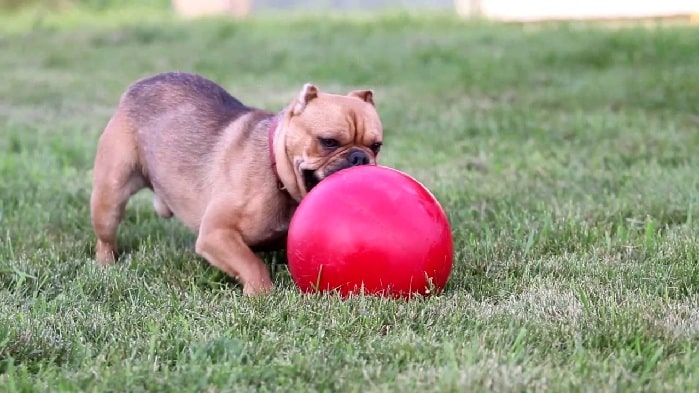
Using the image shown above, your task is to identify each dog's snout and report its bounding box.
[348,149,370,166]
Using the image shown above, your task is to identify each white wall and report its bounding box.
[457,0,699,20]
[171,0,699,19]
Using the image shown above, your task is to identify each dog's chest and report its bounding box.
[269,204,295,238]
[248,221,289,252]
[265,221,290,240]
[248,203,295,250]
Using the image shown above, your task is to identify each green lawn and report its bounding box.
[1,5,699,392]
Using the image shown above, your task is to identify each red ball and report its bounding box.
[287,165,453,299]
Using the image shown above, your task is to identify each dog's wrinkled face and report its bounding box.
[280,83,384,197]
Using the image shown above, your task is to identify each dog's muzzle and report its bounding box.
[302,149,372,193]
[347,149,370,166]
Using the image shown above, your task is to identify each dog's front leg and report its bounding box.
[195,204,273,295]
[195,228,273,295]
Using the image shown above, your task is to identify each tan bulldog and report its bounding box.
[89,72,384,295]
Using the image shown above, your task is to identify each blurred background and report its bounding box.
[1,0,699,390]
[0,0,697,21]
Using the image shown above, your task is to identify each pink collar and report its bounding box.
[267,116,284,190]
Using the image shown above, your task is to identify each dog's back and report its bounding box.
[120,72,253,187]
[98,72,267,229]
[123,72,249,127]
[124,72,250,151]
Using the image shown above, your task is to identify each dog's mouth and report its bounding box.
[302,169,321,193]
[301,161,356,194]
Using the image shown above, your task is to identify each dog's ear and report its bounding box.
[292,83,319,115]
[348,89,374,106]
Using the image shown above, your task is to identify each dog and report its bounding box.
[89,72,384,295]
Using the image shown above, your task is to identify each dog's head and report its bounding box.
[274,83,383,201]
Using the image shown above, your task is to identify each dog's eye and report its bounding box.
[370,142,382,154]
[318,137,340,150]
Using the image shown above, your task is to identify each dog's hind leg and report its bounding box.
[90,111,146,265]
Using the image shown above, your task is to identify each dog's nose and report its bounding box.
[348,149,370,166]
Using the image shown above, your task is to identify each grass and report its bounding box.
[1,4,699,391]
